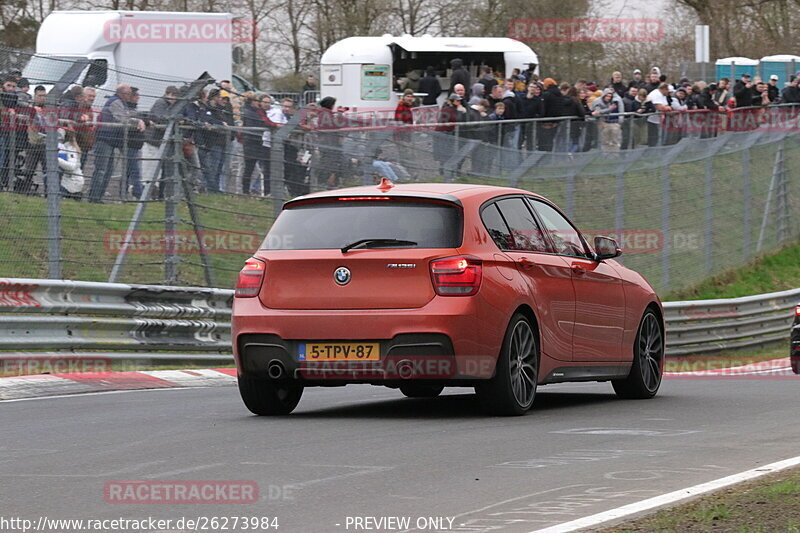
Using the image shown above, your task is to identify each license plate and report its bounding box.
[298,343,380,361]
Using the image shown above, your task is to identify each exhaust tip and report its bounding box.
[267,359,286,379]
[396,359,415,379]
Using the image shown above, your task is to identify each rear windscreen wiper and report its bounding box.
[341,238,418,253]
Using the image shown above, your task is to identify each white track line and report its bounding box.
[531,455,800,533]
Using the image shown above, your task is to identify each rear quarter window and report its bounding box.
[261,201,463,250]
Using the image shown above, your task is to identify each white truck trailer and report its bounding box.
[23,11,239,106]
[320,35,539,109]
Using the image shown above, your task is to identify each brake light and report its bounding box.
[430,256,482,296]
[235,258,266,297]
[338,196,391,201]
[796,306,800,316]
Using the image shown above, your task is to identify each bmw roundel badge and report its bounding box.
[334,266,351,286]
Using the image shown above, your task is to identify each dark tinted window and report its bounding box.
[528,199,588,257]
[480,204,513,250]
[83,59,108,87]
[262,201,462,250]
[494,198,549,252]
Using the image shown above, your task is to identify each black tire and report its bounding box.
[476,313,538,416]
[238,375,304,415]
[613,309,664,399]
[399,384,445,398]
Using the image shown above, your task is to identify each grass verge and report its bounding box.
[599,465,800,533]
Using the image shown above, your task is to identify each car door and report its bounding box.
[527,198,626,363]
[484,197,575,362]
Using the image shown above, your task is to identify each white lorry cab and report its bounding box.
[23,11,237,107]
[319,35,539,109]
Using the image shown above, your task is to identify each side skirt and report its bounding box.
[541,365,631,384]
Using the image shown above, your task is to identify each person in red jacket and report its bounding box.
[394,89,415,139]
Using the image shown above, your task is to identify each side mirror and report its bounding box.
[594,236,622,260]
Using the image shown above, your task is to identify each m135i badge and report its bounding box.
[386,264,416,269]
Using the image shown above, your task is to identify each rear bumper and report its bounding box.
[232,296,501,383]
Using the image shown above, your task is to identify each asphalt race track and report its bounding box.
[2,377,798,532]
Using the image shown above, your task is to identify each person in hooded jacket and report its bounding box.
[477,65,497,96]
[448,58,471,95]
[418,66,442,106]
[591,88,621,151]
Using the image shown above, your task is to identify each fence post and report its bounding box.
[45,59,90,279]
[120,126,129,200]
[775,140,789,244]
[742,148,751,260]
[704,156,714,275]
[163,133,180,284]
[615,170,624,249]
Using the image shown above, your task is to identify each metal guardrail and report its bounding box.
[0,278,796,363]
[663,288,800,356]
[0,278,233,365]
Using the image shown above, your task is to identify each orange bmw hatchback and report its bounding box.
[232,181,664,416]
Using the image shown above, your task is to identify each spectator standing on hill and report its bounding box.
[449,58,470,95]
[715,78,730,106]
[76,87,97,170]
[645,82,671,146]
[419,66,442,106]
[782,76,800,105]
[767,75,780,103]
[478,65,497,96]
[241,92,272,195]
[591,88,621,151]
[124,87,147,199]
[734,73,753,107]
[142,85,179,191]
[628,69,645,90]
[610,71,626,98]
[519,82,544,150]
[88,84,145,202]
[195,88,228,194]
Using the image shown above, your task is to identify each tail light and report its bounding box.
[796,305,800,316]
[235,258,266,297]
[430,256,482,296]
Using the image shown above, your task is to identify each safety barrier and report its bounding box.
[0,278,796,361]
[0,278,232,364]
[663,288,799,356]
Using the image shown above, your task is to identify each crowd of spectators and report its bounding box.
[0,72,314,199]
[404,60,800,162]
[1,61,799,199]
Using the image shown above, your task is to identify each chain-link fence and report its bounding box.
[1,46,799,295]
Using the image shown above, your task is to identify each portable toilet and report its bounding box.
[715,57,758,81]
[759,54,800,87]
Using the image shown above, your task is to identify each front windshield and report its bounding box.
[22,55,84,84]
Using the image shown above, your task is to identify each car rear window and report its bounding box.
[261,201,463,250]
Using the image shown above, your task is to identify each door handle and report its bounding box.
[518,257,535,269]
[571,264,586,275]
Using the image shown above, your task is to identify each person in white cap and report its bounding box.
[767,75,780,102]
[628,69,645,90]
